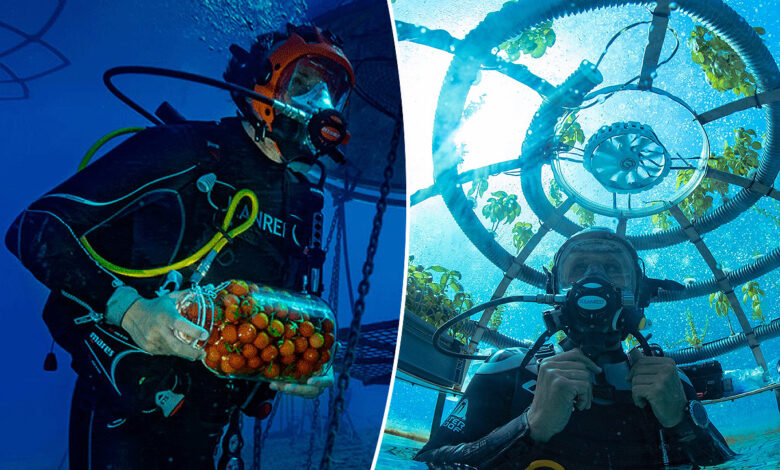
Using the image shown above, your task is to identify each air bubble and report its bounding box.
[420,27,428,33]
[449,44,456,52]
[650,70,658,79]
[669,1,679,10]
[597,95,607,104]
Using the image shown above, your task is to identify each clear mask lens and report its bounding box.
[278,56,351,114]
[557,240,636,290]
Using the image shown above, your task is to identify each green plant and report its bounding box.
[498,20,556,60]
[572,204,595,227]
[406,256,475,343]
[709,291,735,335]
[742,281,766,323]
[546,180,594,226]
[651,210,672,230]
[488,305,505,331]
[512,222,534,251]
[557,114,585,151]
[548,179,564,206]
[482,191,522,232]
[670,128,761,221]
[467,176,490,201]
[683,308,709,348]
[689,25,765,97]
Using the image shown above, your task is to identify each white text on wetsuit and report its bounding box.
[89,332,115,357]
[238,206,287,238]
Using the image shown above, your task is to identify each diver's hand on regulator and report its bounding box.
[269,367,334,398]
[626,352,686,428]
[527,348,602,443]
[121,291,209,361]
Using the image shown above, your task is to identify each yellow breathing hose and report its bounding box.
[79,127,146,171]
[77,127,260,278]
[81,189,259,278]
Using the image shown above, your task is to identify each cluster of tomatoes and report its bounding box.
[180,280,335,382]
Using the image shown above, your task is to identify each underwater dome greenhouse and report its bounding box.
[379,0,780,468]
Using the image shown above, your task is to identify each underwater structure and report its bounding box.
[382,0,780,468]
[1,0,403,469]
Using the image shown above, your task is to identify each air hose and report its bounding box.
[76,127,260,280]
[78,127,146,171]
[80,188,259,279]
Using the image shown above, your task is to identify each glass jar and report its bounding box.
[177,280,336,383]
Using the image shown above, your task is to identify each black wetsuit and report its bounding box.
[5,117,325,469]
[415,346,736,470]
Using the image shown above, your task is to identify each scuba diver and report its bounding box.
[4,24,353,470]
[415,228,736,470]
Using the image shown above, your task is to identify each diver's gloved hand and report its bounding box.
[526,348,602,443]
[626,351,686,428]
[121,290,209,361]
[268,367,334,399]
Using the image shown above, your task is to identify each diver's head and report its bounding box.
[552,227,642,297]
[224,23,354,162]
[550,228,647,359]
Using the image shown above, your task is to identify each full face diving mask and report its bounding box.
[550,231,647,359]
[272,55,352,159]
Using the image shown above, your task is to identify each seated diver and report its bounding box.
[5,24,353,469]
[415,228,736,470]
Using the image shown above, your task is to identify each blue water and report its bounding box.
[376,432,780,470]
[384,0,780,468]
[0,1,403,469]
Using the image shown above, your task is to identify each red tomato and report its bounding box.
[309,333,325,349]
[299,321,315,338]
[237,323,257,344]
[222,324,238,343]
[228,280,249,296]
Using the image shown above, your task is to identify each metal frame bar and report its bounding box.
[668,205,780,411]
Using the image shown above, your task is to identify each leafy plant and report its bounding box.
[668,128,761,221]
[482,191,522,232]
[512,221,534,251]
[406,256,475,344]
[709,291,735,335]
[742,281,766,323]
[683,308,709,348]
[488,305,505,331]
[548,179,564,206]
[651,210,672,230]
[467,176,490,201]
[546,180,594,226]
[498,21,556,60]
[572,204,595,227]
[689,25,765,97]
[557,114,585,151]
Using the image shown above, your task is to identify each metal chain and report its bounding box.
[305,396,321,470]
[328,203,344,310]
[261,395,280,450]
[324,204,340,254]
[252,395,281,470]
[319,111,402,470]
[252,416,262,470]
